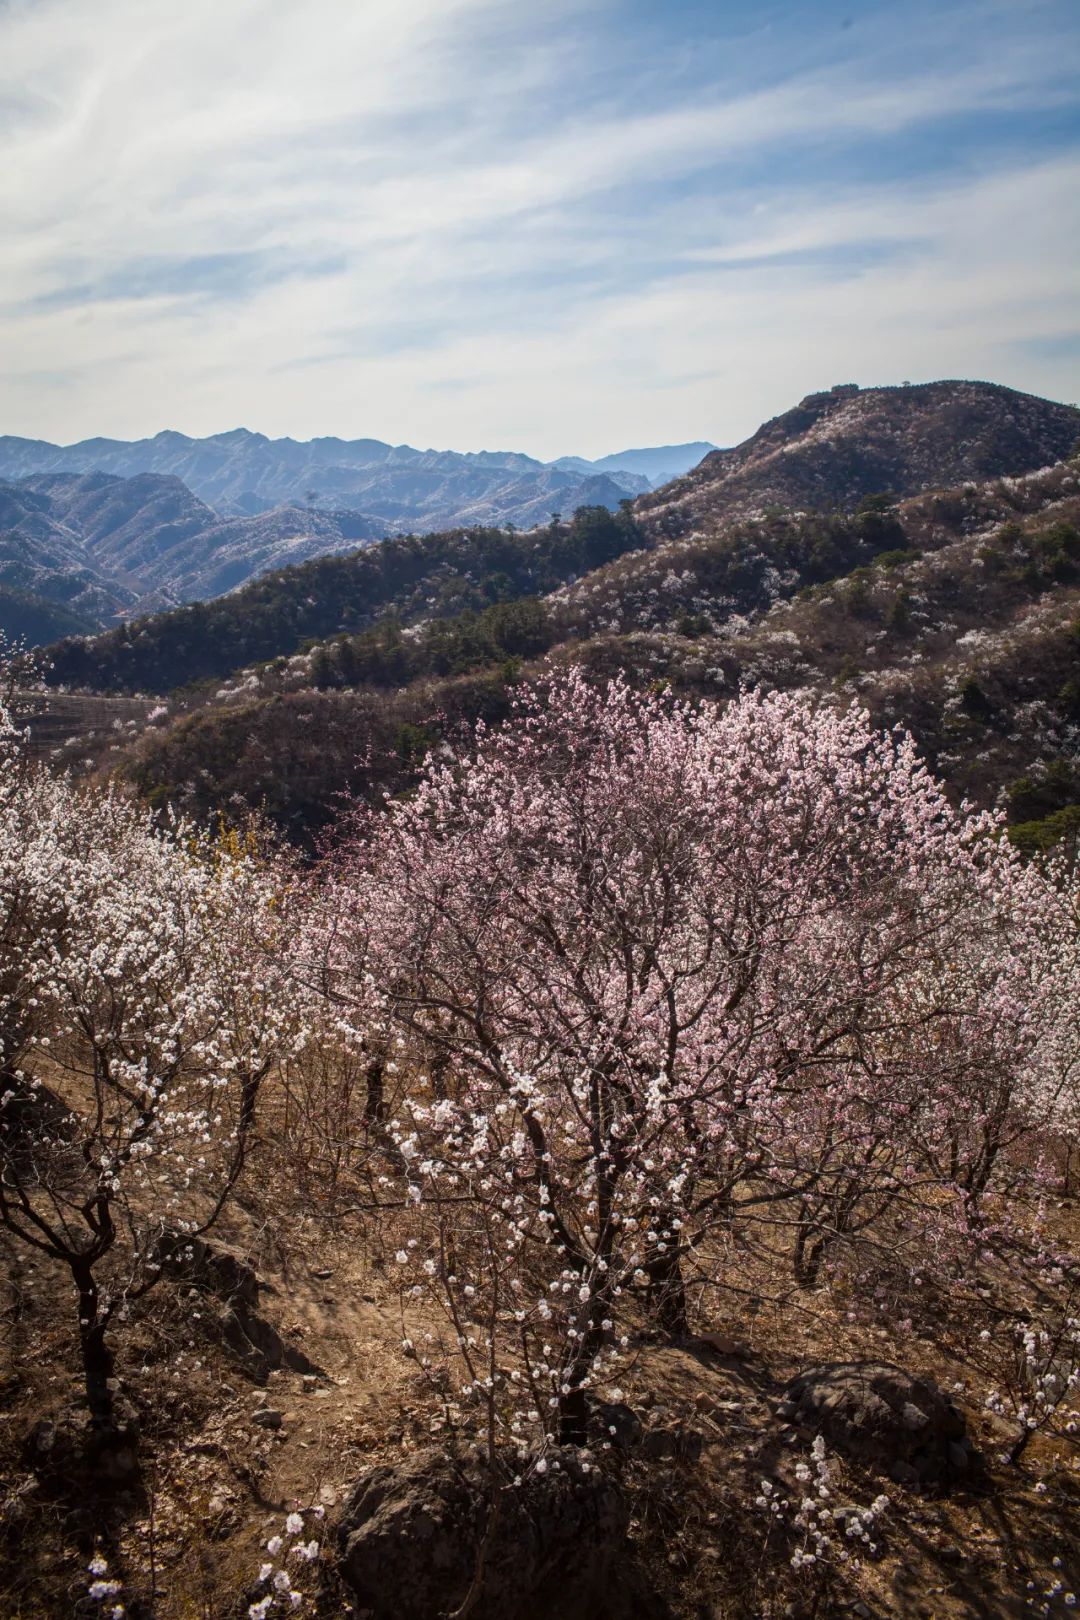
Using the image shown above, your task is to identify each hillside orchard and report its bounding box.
[2,668,1079,1614]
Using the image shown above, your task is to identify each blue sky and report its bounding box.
[0,0,1077,458]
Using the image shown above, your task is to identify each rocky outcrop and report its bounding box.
[337,1449,647,1620]
[155,1231,320,1381]
[783,1362,975,1486]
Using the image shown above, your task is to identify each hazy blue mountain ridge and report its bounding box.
[0,428,701,525]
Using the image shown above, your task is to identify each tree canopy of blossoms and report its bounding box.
[0,692,310,1436]
[316,671,1079,1452]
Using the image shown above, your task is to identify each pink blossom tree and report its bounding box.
[319,672,1077,1453]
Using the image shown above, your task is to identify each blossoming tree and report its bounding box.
[319,672,1077,1452]
[0,699,309,1437]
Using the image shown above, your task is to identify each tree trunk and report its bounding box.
[645,1245,688,1337]
[364,1057,386,1125]
[71,1260,116,1433]
[793,1219,827,1289]
[556,1309,608,1446]
[557,1384,588,1447]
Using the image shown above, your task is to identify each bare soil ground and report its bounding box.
[3,1181,1079,1620]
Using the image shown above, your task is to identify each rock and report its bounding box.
[641,1428,677,1461]
[155,1230,321,1381]
[786,1362,974,1486]
[337,1450,638,1620]
[23,1419,58,1460]
[251,1408,282,1429]
[154,1230,258,1308]
[901,1402,930,1431]
[698,1332,748,1357]
[211,1303,322,1382]
[586,1398,643,1451]
[639,1423,703,1464]
[311,1268,334,1280]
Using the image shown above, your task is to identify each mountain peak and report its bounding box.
[642,379,1080,533]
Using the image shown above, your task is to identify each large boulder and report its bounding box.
[337,1449,638,1620]
[784,1362,974,1486]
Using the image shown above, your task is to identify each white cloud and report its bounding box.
[0,0,1077,456]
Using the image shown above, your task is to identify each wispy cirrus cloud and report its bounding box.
[0,0,1077,455]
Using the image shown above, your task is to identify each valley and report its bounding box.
[0,434,714,639]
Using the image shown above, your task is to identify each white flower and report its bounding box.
[285,1512,304,1536]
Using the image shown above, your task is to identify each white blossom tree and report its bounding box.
[0,700,309,1436]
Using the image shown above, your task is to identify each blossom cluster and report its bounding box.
[756,1437,890,1571]
[247,1505,326,1618]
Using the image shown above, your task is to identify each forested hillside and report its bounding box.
[66,447,1079,853]
[42,503,643,693]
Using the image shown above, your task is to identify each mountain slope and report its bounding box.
[0,471,391,631]
[35,379,1078,686]
[92,456,1078,847]
[0,479,140,624]
[0,584,100,644]
[638,380,1079,536]
[40,503,644,692]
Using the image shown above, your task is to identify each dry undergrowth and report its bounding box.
[3,1166,1079,1620]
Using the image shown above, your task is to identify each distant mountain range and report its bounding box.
[550,443,716,482]
[0,428,714,523]
[0,432,716,637]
